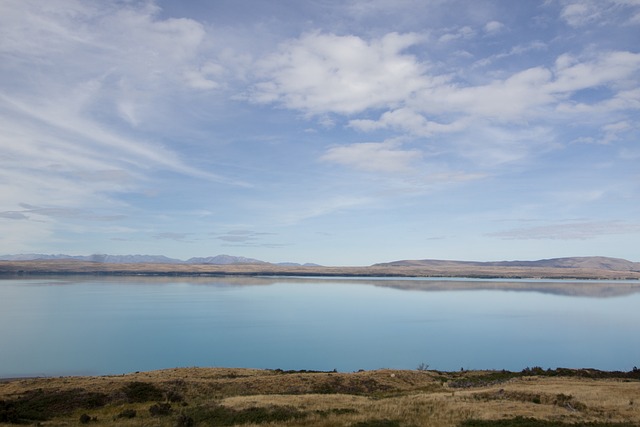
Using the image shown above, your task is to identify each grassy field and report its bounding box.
[1,367,639,426]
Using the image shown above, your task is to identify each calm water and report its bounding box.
[1,276,639,377]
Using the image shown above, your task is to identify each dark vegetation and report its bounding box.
[179,404,305,425]
[353,419,402,427]
[0,381,169,424]
[0,388,108,423]
[149,402,173,416]
[461,418,639,427]
[472,390,587,411]
[121,380,164,402]
[519,366,640,380]
[442,367,640,389]
[116,408,136,418]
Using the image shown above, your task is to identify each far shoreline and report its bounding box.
[2,259,640,280]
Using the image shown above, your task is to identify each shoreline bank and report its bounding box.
[2,366,639,426]
[2,259,640,280]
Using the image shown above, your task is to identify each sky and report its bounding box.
[1,0,639,266]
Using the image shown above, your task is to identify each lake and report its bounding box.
[1,276,639,378]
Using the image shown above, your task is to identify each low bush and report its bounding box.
[116,408,136,418]
[175,413,195,427]
[121,381,164,403]
[183,403,304,425]
[79,413,97,423]
[353,419,401,427]
[0,388,108,423]
[460,417,638,426]
[149,402,172,416]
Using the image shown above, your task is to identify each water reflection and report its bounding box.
[10,275,640,298]
[1,276,639,377]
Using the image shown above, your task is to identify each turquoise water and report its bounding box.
[1,276,639,377]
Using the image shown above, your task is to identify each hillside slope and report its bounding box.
[374,256,640,272]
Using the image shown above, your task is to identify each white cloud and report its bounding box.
[556,87,640,115]
[423,66,555,119]
[321,140,422,173]
[550,51,640,93]
[560,2,600,27]
[350,108,469,136]
[249,29,639,145]
[249,31,429,115]
[183,62,225,90]
[413,50,640,121]
[484,20,505,34]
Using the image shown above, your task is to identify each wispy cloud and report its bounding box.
[0,0,254,252]
[321,140,422,173]
[437,26,476,43]
[558,0,640,27]
[278,196,374,225]
[153,232,192,242]
[210,230,281,248]
[488,221,640,240]
[0,211,28,220]
[215,230,275,243]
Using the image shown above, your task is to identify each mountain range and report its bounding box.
[0,253,320,266]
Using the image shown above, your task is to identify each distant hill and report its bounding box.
[277,262,323,267]
[2,255,640,280]
[373,256,640,272]
[185,255,266,265]
[2,254,638,275]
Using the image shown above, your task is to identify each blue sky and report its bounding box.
[1,0,639,265]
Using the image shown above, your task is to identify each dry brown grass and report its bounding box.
[1,368,639,427]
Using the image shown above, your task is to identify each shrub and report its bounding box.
[166,390,184,403]
[460,417,638,426]
[149,402,172,417]
[122,382,164,403]
[175,413,195,427]
[353,420,400,427]
[116,408,136,419]
[0,389,107,423]
[183,403,304,425]
[79,413,97,423]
